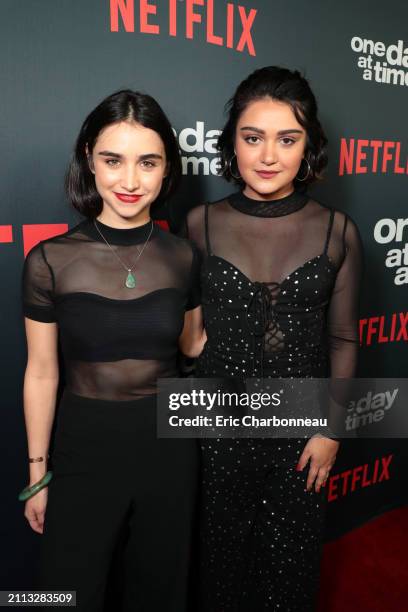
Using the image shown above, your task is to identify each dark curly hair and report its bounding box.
[218,66,328,187]
[66,90,181,218]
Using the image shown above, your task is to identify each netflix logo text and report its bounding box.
[327,454,393,502]
[359,313,408,346]
[339,139,408,176]
[110,0,258,56]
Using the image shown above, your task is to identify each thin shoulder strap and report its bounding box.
[323,208,335,255]
[341,213,348,259]
[204,203,213,256]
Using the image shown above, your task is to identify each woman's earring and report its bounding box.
[296,157,311,182]
[227,154,242,180]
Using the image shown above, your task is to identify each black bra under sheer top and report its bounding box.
[22,219,201,400]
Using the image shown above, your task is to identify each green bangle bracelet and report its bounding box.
[18,471,53,502]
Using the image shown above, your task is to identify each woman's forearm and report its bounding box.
[179,329,207,358]
[23,370,59,484]
[179,306,207,358]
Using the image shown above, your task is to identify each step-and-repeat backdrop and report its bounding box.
[1,0,407,588]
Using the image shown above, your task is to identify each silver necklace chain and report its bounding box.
[93,219,154,273]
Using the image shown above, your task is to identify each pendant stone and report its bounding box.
[125,271,136,289]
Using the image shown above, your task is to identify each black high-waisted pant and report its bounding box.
[38,391,199,612]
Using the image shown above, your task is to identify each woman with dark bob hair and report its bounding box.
[21,89,204,611]
[185,67,363,610]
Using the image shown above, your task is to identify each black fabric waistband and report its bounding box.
[61,389,157,410]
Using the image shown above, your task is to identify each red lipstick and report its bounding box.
[114,192,142,204]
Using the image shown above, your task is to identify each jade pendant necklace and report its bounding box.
[93,219,154,289]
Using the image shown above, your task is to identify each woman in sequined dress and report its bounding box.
[185,67,363,611]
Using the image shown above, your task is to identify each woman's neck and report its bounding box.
[96,208,151,229]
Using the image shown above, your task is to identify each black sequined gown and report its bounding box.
[186,190,363,612]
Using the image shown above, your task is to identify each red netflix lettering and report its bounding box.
[367,317,379,345]
[359,319,367,345]
[356,139,368,173]
[236,6,257,56]
[169,0,177,36]
[370,140,382,172]
[186,0,204,39]
[110,1,257,56]
[140,0,159,34]
[0,225,13,243]
[396,312,408,341]
[359,312,408,346]
[361,464,371,487]
[110,0,134,32]
[206,0,223,46]
[351,465,363,492]
[390,313,397,342]
[379,455,392,482]
[327,454,394,502]
[382,141,395,172]
[23,224,69,257]
[338,138,408,176]
[394,142,405,174]
[378,316,388,343]
[372,458,379,483]
[328,474,339,501]
[154,219,169,231]
[339,138,355,176]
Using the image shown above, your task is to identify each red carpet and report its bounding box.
[318,506,408,612]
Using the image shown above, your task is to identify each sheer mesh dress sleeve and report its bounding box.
[23,242,56,323]
[327,215,363,379]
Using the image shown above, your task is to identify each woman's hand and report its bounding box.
[24,488,48,534]
[296,436,340,493]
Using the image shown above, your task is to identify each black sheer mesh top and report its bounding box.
[185,190,363,380]
[22,219,201,400]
